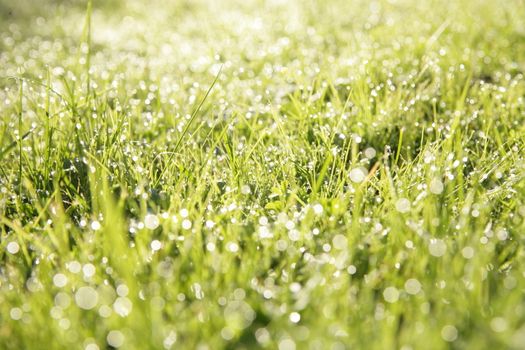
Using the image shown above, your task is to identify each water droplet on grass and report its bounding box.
[107,330,125,348]
[151,240,162,251]
[226,242,239,253]
[144,214,160,230]
[99,305,112,318]
[490,317,508,332]
[429,239,447,257]
[10,307,23,320]
[441,325,458,342]
[347,265,357,275]
[404,279,421,295]
[278,338,296,350]
[429,178,444,194]
[182,219,192,230]
[116,284,129,297]
[332,234,347,249]
[91,221,101,231]
[85,343,100,350]
[364,147,376,159]
[383,286,399,303]
[395,198,411,213]
[241,185,251,194]
[53,273,68,288]
[83,264,96,278]
[313,203,324,215]
[349,167,367,183]
[7,241,20,254]
[75,286,99,310]
[55,292,71,308]
[66,261,82,273]
[113,297,133,317]
[461,246,474,259]
[289,312,301,323]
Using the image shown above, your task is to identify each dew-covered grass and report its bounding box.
[1,0,525,349]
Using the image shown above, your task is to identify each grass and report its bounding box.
[0,0,524,348]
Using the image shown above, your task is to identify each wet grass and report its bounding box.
[1,0,525,349]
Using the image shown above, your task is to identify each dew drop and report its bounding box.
[278,338,296,350]
[113,297,133,317]
[83,264,96,278]
[395,198,411,213]
[383,286,399,303]
[429,178,444,194]
[151,240,162,251]
[429,239,447,257]
[349,167,367,183]
[7,241,20,254]
[53,273,68,288]
[404,278,421,295]
[461,246,474,259]
[441,325,458,342]
[241,185,251,194]
[182,219,192,230]
[75,286,99,310]
[10,307,23,320]
[91,221,101,231]
[490,317,508,333]
[144,214,160,230]
[313,203,324,215]
[364,147,376,159]
[289,312,301,323]
[107,330,125,348]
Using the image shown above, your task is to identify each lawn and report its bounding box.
[1,0,525,349]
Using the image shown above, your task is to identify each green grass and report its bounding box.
[1,0,525,349]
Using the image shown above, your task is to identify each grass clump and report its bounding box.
[0,0,525,349]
